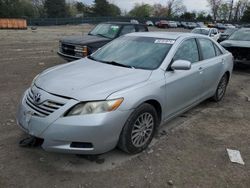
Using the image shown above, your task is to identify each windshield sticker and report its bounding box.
[154,39,175,44]
[111,25,119,30]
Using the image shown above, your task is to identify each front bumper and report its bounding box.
[17,88,132,154]
[57,51,81,62]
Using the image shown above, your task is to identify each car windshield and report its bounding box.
[192,29,209,35]
[89,24,120,39]
[229,29,250,41]
[89,36,174,70]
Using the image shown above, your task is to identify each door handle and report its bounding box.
[222,59,225,64]
[199,67,203,74]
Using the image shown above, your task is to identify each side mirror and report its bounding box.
[171,60,191,71]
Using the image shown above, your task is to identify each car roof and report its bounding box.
[127,32,199,40]
[103,21,145,26]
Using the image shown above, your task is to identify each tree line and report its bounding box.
[0,0,249,22]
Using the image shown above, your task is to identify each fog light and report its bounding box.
[70,142,93,148]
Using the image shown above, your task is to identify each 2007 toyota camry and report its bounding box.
[17,32,233,154]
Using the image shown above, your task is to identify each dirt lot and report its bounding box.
[0,25,250,188]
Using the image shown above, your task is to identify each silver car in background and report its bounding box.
[17,32,233,155]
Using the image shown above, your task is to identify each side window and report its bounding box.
[199,38,216,60]
[137,25,148,32]
[214,44,223,56]
[120,25,136,36]
[173,39,199,63]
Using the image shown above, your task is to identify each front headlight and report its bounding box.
[65,98,124,116]
[31,74,39,87]
[74,46,88,57]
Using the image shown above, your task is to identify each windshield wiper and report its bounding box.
[88,57,135,69]
[96,33,112,39]
[101,60,135,69]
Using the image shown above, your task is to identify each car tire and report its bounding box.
[212,74,229,102]
[118,103,159,154]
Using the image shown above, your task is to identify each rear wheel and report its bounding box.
[212,74,229,102]
[118,103,158,154]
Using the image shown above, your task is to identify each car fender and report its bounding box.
[107,69,166,113]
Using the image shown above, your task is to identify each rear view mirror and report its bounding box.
[171,60,191,71]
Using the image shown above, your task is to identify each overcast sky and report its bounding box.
[80,0,209,12]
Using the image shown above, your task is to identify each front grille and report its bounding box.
[61,43,75,56]
[226,47,250,61]
[25,89,65,117]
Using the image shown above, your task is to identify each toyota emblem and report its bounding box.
[34,93,41,103]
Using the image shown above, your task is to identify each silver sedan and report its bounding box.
[17,32,233,154]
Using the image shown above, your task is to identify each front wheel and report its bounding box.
[118,103,159,154]
[212,74,229,102]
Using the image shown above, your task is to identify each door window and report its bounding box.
[199,39,216,60]
[120,25,136,36]
[137,25,148,32]
[173,39,199,63]
[214,44,223,56]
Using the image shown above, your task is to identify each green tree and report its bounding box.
[109,4,121,17]
[75,2,93,17]
[241,6,250,22]
[44,0,68,18]
[196,11,207,21]
[92,0,121,16]
[0,0,37,18]
[218,3,229,21]
[180,12,196,20]
[93,0,108,16]
[129,3,153,17]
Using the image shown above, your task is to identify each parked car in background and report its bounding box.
[155,20,169,28]
[181,21,188,28]
[17,32,233,155]
[176,21,182,27]
[207,23,216,28]
[187,22,197,29]
[58,22,148,61]
[196,22,206,28]
[243,24,250,28]
[192,28,220,41]
[215,23,227,32]
[218,28,238,42]
[130,19,139,24]
[168,21,178,28]
[146,21,154,26]
[224,24,236,29]
[221,28,250,65]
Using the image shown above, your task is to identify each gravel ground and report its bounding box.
[0,25,250,188]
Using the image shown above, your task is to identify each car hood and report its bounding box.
[221,40,250,48]
[60,34,110,45]
[35,59,152,101]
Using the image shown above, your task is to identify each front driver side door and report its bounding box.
[164,38,204,120]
